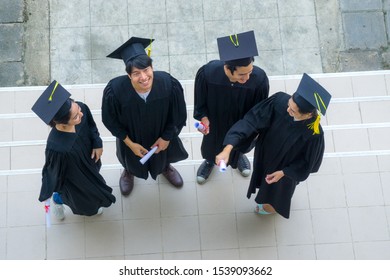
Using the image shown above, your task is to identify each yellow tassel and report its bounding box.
[147,38,152,57]
[307,114,321,135]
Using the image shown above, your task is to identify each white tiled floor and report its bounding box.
[1,71,390,260]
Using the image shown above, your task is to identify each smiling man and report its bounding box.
[193,30,270,184]
[102,37,188,196]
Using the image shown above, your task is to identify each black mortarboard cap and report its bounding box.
[217,30,258,62]
[31,80,71,125]
[294,73,332,116]
[107,37,154,65]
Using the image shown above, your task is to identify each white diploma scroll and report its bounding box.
[45,199,51,228]
[219,160,227,172]
[139,146,158,165]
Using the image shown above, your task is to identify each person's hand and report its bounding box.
[200,117,210,135]
[91,148,103,162]
[265,170,284,184]
[153,138,170,153]
[128,142,148,158]
[215,144,233,166]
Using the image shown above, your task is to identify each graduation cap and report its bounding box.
[31,80,72,125]
[107,37,154,65]
[217,30,258,62]
[293,73,332,134]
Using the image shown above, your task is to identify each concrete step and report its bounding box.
[1,71,390,180]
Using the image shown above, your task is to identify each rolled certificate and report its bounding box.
[45,199,51,228]
[219,160,227,172]
[139,146,158,165]
[194,122,207,133]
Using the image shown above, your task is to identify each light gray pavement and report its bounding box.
[1,0,390,87]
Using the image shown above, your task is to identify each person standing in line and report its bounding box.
[216,73,331,218]
[102,37,188,196]
[32,81,116,220]
[193,30,269,184]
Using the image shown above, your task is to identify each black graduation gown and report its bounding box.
[38,102,116,216]
[101,71,188,180]
[193,60,269,167]
[223,92,325,218]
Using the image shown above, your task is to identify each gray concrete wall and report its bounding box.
[1,0,390,87]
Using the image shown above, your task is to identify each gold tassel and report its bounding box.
[307,114,321,135]
[147,38,152,57]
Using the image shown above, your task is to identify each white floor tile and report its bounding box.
[123,218,162,255]
[47,223,86,259]
[340,156,379,174]
[122,183,160,219]
[349,206,390,242]
[344,173,384,207]
[239,247,278,260]
[275,210,314,245]
[277,245,316,260]
[126,253,163,260]
[307,174,347,209]
[164,251,201,260]
[0,229,6,259]
[315,243,355,260]
[311,208,352,244]
[354,241,390,259]
[161,216,200,252]
[197,178,235,215]
[7,191,43,227]
[0,195,6,228]
[6,226,46,259]
[236,212,276,247]
[85,220,124,258]
[199,214,239,250]
[201,249,240,260]
[160,182,198,217]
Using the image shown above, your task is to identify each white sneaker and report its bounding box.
[95,207,103,215]
[52,201,65,220]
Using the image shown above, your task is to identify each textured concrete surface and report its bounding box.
[0,0,390,87]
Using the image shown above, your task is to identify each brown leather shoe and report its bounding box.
[119,170,134,196]
[162,164,183,188]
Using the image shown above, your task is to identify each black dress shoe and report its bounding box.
[119,170,134,196]
[162,164,183,188]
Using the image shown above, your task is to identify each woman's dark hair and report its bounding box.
[292,93,318,117]
[49,99,74,128]
[225,57,254,75]
[125,54,153,74]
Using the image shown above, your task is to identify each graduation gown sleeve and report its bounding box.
[282,129,325,181]
[101,81,128,141]
[38,149,67,202]
[161,76,187,141]
[80,102,103,149]
[193,65,208,120]
[223,94,276,148]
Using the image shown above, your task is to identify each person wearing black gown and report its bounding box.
[32,81,116,220]
[216,73,331,219]
[102,37,188,196]
[194,30,269,184]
